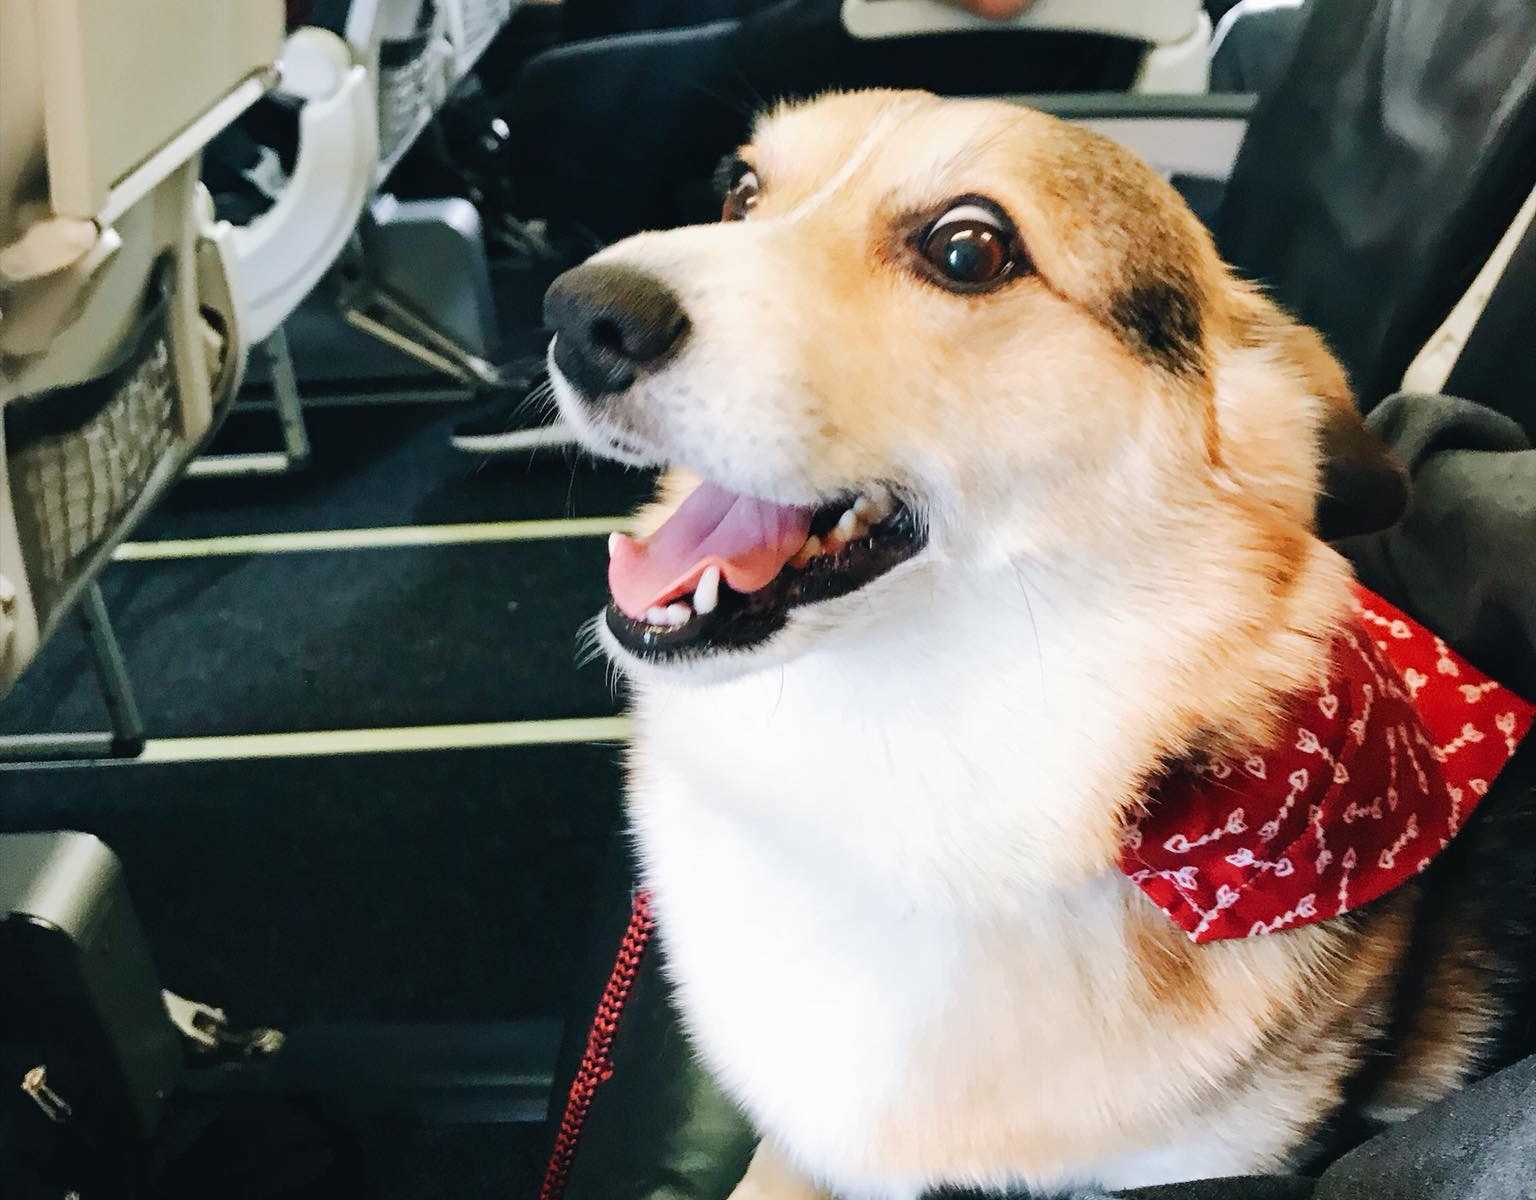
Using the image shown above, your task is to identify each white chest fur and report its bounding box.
[623,579,1319,1197]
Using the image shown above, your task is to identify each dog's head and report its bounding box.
[547,90,1405,683]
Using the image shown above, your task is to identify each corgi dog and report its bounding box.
[543,90,1536,1198]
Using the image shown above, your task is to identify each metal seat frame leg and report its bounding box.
[185,325,312,479]
[0,581,146,763]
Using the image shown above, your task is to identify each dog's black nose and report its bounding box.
[544,263,690,396]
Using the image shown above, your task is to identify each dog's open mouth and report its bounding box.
[604,480,926,660]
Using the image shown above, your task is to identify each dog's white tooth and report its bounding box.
[694,566,721,615]
[836,508,865,540]
[645,606,670,625]
[664,602,693,625]
[608,532,621,557]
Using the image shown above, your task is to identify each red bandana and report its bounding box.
[1122,585,1535,942]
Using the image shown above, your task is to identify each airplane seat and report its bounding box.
[0,0,282,704]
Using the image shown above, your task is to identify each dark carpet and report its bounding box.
[0,539,623,737]
[0,743,623,1025]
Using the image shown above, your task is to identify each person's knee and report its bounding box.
[948,0,1035,20]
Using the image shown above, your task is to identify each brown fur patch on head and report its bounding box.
[1021,119,1221,382]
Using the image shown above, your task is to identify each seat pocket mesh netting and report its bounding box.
[4,274,180,617]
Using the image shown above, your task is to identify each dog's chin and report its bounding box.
[595,607,816,687]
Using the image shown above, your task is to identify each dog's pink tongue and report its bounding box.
[608,481,814,619]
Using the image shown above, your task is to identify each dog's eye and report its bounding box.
[722,167,761,222]
[919,204,1015,288]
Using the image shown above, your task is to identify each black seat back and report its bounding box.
[1215,0,1536,411]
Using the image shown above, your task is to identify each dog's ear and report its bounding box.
[1248,304,1410,540]
[1315,393,1411,540]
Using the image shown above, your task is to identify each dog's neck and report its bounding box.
[629,519,1354,912]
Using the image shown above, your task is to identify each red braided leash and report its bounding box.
[537,888,656,1200]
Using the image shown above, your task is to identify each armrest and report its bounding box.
[840,0,1200,44]
[1020,92,1256,181]
[228,28,378,343]
[841,0,1212,91]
